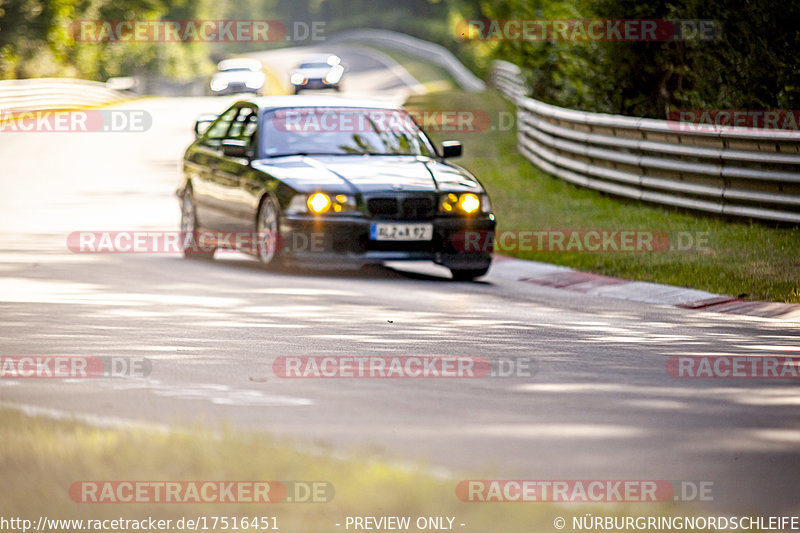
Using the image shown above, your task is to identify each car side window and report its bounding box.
[226,106,258,143]
[201,107,238,148]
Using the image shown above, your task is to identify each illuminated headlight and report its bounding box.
[324,66,344,85]
[290,73,307,85]
[307,193,332,213]
[210,78,228,91]
[245,77,264,89]
[439,192,481,214]
[331,194,356,212]
[287,193,357,215]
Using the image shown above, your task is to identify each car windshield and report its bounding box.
[298,62,331,69]
[259,107,436,158]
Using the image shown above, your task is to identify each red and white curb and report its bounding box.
[490,255,800,322]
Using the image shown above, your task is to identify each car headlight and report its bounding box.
[439,192,482,214]
[245,78,264,89]
[290,73,307,85]
[324,66,344,84]
[307,192,332,213]
[210,78,228,91]
[287,193,357,215]
[331,194,356,212]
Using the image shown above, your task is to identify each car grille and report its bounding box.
[366,195,435,220]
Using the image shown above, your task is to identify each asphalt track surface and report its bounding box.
[1,43,799,516]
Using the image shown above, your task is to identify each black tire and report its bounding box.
[179,188,216,259]
[449,267,490,281]
[255,194,283,269]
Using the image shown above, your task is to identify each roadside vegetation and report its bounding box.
[0,408,698,531]
[4,0,796,119]
[402,88,799,303]
[0,0,284,81]
[471,0,799,118]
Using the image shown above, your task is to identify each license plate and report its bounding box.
[370,223,433,241]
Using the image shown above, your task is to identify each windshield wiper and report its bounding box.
[263,152,342,158]
[358,152,417,156]
[262,152,423,158]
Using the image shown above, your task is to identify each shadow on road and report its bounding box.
[201,253,492,284]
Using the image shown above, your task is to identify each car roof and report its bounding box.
[244,95,403,112]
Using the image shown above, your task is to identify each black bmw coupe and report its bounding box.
[178,96,495,280]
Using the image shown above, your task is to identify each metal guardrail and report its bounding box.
[330,29,486,92]
[491,60,800,224]
[0,78,129,113]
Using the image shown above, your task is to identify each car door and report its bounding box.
[188,105,238,230]
[215,104,262,231]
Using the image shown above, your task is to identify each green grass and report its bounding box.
[0,409,703,531]
[404,90,800,303]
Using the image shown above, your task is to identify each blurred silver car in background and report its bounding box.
[290,54,344,94]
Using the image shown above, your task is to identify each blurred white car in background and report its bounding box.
[210,58,265,96]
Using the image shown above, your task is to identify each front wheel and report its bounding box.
[449,267,489,281]
[180,189,215,259]
[255,195,283,268]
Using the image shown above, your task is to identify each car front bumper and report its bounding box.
[279,215,495,269]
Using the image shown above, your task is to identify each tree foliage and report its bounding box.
[0,0,272,80]
[1,0,795,117]
[462,0,799,116]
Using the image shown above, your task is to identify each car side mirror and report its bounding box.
[194,114,217,137]
[221,139,251,158]
[441,140,462,159]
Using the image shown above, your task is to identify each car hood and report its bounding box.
[251,155,483,195]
